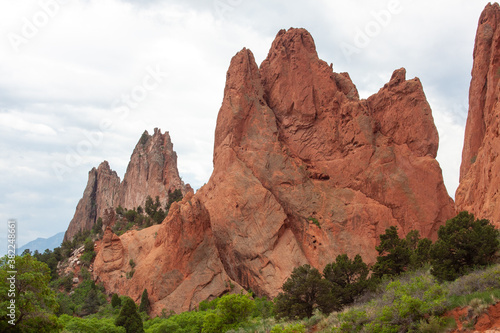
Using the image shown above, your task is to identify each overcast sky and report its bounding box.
[0,0,492,249]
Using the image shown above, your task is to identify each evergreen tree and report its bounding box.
[371,227,432,278]
[111,293,121,308]
[372,226,411,278]
[166,189,183,211]
[115,297,144,333]
[430,211,499,281]
[323,254,370,306]
[81,283,100,316]
[274,265,337,319]
[138,289,150,314]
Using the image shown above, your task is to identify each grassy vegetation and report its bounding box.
[4,211,499,333]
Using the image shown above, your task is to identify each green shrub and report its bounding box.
[430,211,499,281]
[125,209,138,223]
[71,280,107,316]
[308,217,320,228]
[334,271,448,332]
[270,322,306,333]
[92,217,104,235]
[59,314,126,333]
[251,296,274,318]
[199,297,220,311]
[166,189,183,212]
[332,308,368,333]
[80,250,96,267]
[414,316,456,333]
[202,293,255,332]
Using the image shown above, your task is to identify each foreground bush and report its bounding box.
[0,255,60,332]
[145,311,206,333]
[333,270,448,332]
[430,211,499,281]
[59,314,125,333]
[202,293,255,332]
[270,322,306,332]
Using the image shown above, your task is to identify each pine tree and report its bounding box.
[430,211,499,281]
[274,264,337,319]
[115,297,144,333]
[111,293,121,308]
[323,254,370,306]
[138,289,150,314]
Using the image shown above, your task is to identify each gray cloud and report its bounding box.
[0,0,491,251]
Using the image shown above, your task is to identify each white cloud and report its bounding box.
[0,0,493,250]
[0,112,57,136]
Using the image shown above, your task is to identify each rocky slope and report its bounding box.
[92,28,455,315]
[64,128,187,242]
[456,2,500,228]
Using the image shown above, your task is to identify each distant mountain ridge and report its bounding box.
[18,231,64,254]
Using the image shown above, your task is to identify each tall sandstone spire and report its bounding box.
[64,128,187,242]
[93,28,455,316]
[119,128,187,210]
[456,3,500,227]
[64,161,120,242]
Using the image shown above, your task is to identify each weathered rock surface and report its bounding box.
[93,193,242,314]
[447,301,500,332]
[64,128,188,241]
[64,161,120,242]
[92,28,455,314]
[201,28,454,296]
[456,3,500,227]
[119,128,187,210]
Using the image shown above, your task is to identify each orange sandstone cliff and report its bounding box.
[92,28,455,315]
[456,2,500,228]
[64,128,188,242]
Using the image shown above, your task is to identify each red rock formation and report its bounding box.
[456,3,500,227]
[64,128,188,241]
[93,193,242,314]
[447,302,500,332]
[200,28,454,296]
[64,161,120,242]
[92,28,454,314]
[119,128,187,210]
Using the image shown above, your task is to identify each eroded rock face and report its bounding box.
[119,128,187,210]
[64,128,188,242]
[93,193,241,315]
[201,28,454,296]
[92,28,454,313]
[456,3,500,227]
[64,161,120,242]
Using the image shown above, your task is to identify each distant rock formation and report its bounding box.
[92,28,455,315]
[119,128,187,210]
[456,3,500,227]
[64,128,187,242]
[64,161,120,242]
